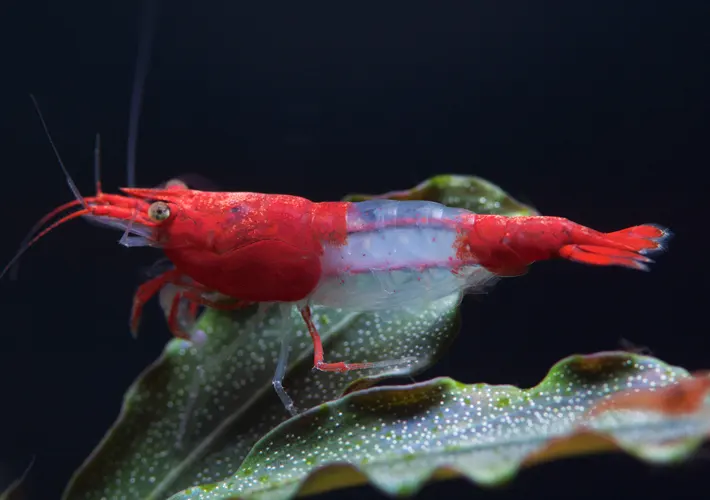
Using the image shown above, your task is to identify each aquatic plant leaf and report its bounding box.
[170,352,710,500]
[62,301,459,500]
[344,174,539,215]
[62,175,532,500]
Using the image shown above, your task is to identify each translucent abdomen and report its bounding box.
[309,200,498,311]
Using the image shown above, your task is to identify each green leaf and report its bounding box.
[344,174,539,215]
[63,300,458,500]
[62,175,533,500]
[171,352,710,500]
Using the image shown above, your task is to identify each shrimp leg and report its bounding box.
[163,289,251,340]
[165,289,250,340]
[131,269,250,340]
[272,320,298,416]
[272,305,416,416]
[299,306,373,372]
[300,306,416,373]
[131,269,186,337]
[165,290,201,337]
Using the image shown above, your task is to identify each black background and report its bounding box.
[0,1,707,498]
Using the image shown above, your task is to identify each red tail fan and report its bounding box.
[559,223,672,271]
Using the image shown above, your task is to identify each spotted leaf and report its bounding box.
[61,298,459,500]
[170,352,710,500]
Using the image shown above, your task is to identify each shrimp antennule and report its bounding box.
[1,99,154,281]
[7,132,105,281]
[29,95,88,210]
[1,96,93,280]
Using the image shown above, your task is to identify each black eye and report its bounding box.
[148,201,171,222]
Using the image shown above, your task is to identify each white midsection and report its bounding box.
[308,200,497,311]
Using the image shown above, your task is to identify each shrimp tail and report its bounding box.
[559,223,672,271]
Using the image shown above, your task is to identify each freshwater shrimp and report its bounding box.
[1,120,672,413]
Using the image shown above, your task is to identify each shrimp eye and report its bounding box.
[148,201,171,222]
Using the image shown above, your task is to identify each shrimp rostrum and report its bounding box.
[4,181,671,414]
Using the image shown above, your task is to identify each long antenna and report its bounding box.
[30,95,87,209]
[126,0,159,188]
[2,97,90,281]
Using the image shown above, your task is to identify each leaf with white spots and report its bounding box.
[60,175,536,500]
[62,298,460,500]
[170,352,710,500]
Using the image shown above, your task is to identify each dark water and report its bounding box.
[0,1,707,498]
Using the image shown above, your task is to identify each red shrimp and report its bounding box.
[2,145,671,413]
